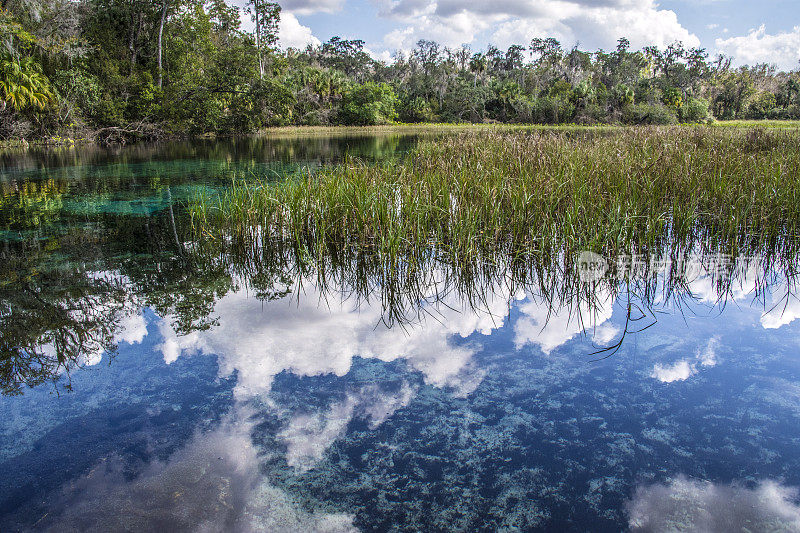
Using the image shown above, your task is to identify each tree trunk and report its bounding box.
[166,185,184,256]
[129,9,143,72]
[157,0,167,88]
[254,0,263,79]
[128,9,136,71]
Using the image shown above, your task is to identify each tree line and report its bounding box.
[1,0,799,141]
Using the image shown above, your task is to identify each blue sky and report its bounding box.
[255,0,800,70]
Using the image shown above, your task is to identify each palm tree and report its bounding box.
[0,53,55,112]
[469,53,487,87]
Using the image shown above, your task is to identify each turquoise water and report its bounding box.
[2,135,800,532]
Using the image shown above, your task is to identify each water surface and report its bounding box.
[2,134,800,532]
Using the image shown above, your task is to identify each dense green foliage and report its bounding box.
[1,0,799,141]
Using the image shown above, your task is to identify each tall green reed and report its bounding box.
[193,126,800,268]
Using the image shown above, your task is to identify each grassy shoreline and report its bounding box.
[255,123,623,137]
[258,120,800,137]
[3,120,799,150]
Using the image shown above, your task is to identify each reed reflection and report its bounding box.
[4,198,799,398]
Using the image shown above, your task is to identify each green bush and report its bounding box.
[623,103,678,125]
[399,96,435,123]
[128,72,160,120]
[612,83,635,108]
[530,97,575,124]
[745,92,778,119]
[680,97,709,123]
[575,102,606,124]
[92,97,126,126]
[661,86,683,110]
[337,82,398,125]
[766,107,800,120]
[225,78,295,132]
[52,68,102,116]
[299,109,328,126]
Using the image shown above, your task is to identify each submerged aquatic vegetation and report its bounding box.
[193,126,800,267]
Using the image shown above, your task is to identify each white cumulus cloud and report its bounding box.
[374,0,699,55]
[157,275,510,398]
[627,476,800,532]
[761,288,800,330]
[651,359,696,383]
[279,383,415,471]
[33,410,358,532]
[279,12,321,49]
[650,336,720,383]
[716,25,800,71]
[514,287,616,355]
[280,0,345,16]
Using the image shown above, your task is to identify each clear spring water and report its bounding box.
[1,133,800,532]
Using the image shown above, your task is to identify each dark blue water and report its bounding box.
[2,134,800,532]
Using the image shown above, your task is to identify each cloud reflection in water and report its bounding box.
[32,409,357,533]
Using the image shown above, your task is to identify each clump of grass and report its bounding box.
[191,126,800,267]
